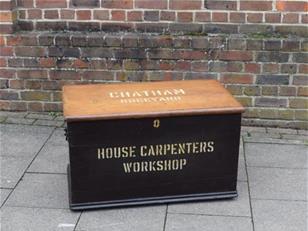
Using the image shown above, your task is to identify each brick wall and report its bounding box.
[12,0,308,36]
[0,0,307,129]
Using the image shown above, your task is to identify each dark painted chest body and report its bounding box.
[63,80,244,210]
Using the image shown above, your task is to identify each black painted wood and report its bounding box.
[66,114,242,210]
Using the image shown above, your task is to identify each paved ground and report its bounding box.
[0,112,307,231]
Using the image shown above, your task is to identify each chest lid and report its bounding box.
[63,80,244,122]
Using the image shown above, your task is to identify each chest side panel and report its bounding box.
[67,114,241,205]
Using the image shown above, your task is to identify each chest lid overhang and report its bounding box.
[63,79,245,122]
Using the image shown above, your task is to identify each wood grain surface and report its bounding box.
[63,80,244,121]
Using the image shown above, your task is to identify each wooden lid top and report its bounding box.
[63,80,244,121]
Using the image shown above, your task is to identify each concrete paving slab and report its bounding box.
[237,139,248,182]
[267,128,298,135]
[55,116,64,121]
[0,111,27,118]
[0,124,53,158]
[241,126,266,133]
[5,117,35,125]
[0,207,80,231]
[0,188,11,207]
[248,167,307,201]
[0,156,32,188]
[165,213,253,231]
[26,113,55,120]
[247,132,281,139]
[0,116,6,123]
[33,120,64,127]
[75,206,166,231]
[245,143,308,168]
[168,182,251,217]
[6,173,69,209]
[244,137,305,145]
[298,130,308,136]
[28,129,69,174]
[238,158,247,182]
[282,134,308,141]
[252,199,307,231]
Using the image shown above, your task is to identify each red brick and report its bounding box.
[28,102,43,112]
[174,61,191,70]
[21,91,51,101]
[302,14,308,23]
[61,10,75,19]
[0,36,5,46]
[245,63,261,74]
[265,13,281,23]
[25,80,42,89]
[17,0,33,7]
[144,11,159,21]
[159,61,175,70]
[135,0,167,9]
[298,87,308,96]
[279,86,296,96]
[44,102,62,112]
[71,0,99,7]
[39,58,56,68]
[247,13,263,23]
[205,0,237,10]
[170,0,202,10]
[0,90,19,100]
[152,36,173,47]
[101,0,133,9]
[17,70,47,79]
[1,101,27,111]
[73,59,88,69]
[36,0,67,8]
[160,11,176,21]
[219,51,253,61]
[212,12,228,22]
[127,11,142,21]
[93,10,109,20]
[44,10,59,19]
[263,63,279,73]
[49,70,80,80]
[299,64,308,74]
[112,10,125,21]
[6,35,20,46]
[0,12,12,22]
[191,61,208,72]
[177,12,193,23]
[282,13,299,23]
[240,1,272,11]
[9,79,24,89]
[276,1,308,12]
[28,9,42,19]
[0,1,12,10]
[195,12,211,22]
[0,58,6,67]
[77,10,91,20]
[0,24,13,34]
[83,70,114,80]
[0,69,15,78]
[230,12,246,23]
[226,62,243,72]
[221,74,254,84]
[42,81,61,90]
[0,47,13,56]
[174,50,206,60]
[15,47,46,57]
